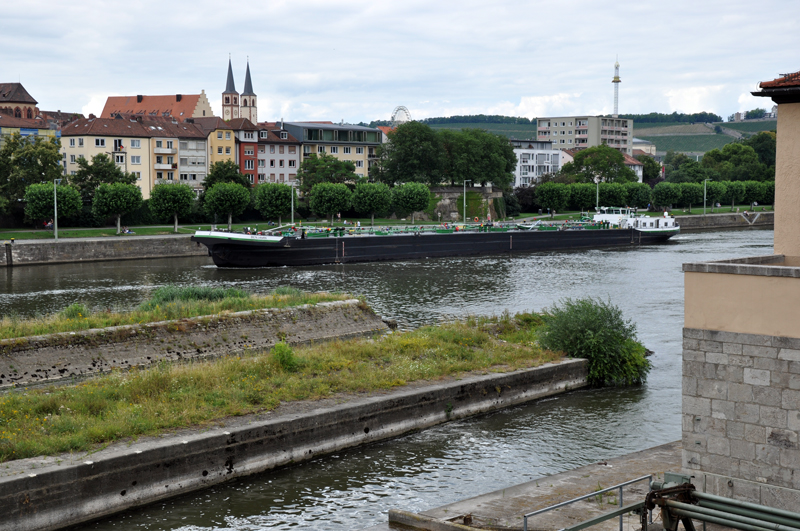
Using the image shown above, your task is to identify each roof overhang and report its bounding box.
[752,87,800,104]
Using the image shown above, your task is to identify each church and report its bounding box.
[222,58,257,123]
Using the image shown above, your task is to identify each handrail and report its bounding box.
[523,475,652,531]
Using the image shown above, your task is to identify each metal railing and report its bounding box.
[523,475,652,531]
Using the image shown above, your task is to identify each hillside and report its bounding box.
[638,134,735,152]
[427,122,540,139]
[721,120,777,133]
[633,123,714,136]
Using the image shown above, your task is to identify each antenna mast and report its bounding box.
[612,58,621,117]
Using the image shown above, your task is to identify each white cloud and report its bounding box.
[663,86,726,115]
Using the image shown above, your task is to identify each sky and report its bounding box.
[2,0,797,124]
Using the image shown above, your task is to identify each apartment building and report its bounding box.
[0,113,59,150]
[256,123,301,184]
[509,139,561,187]
[191,116,235,167]
[537,116,633,155]
[282,122,382,177]
[227,118,259,184]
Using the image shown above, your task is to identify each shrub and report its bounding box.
[139,285,249,310]
[272,342,301,372]
[272,286,302,297]
[537,298,650,386]
[60,303,89,320]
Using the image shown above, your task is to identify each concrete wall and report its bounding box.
[0,235,207,267]
[774,102,800,257]
[682,326,800,510]
[0,359,588,531]
[676,212,773,231]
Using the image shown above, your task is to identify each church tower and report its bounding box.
[222,58,239,120]
[240,60,257,123]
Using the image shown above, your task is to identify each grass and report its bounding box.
[0,226,196,240]
[0,312,561,462]
[638,135,735,153]
[428,122,540,139]
[720,121,777,133]
[0,286,347,340]
[633,124,713,136]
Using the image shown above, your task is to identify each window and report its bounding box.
[131,139,140,148]
[303,145,311,154]
[245,148,254,156]
[561,122,566,126]
[70,171,76,175]
[69,138,75,147]
[70,155,76,163]
[180,142,188,150]
[289,173,296,182]
[244,132,254,140]
[245,160,254,170]
[115,155,125,164]
[288,160,296,168]
[131,156,141,164]
[270,160,275,168]
[132,172,141,180]
[225,132,231,140]
[279,160,284,168]
[569,121,573,126]
[258,160,265,167]
[279,146,284,154]
[258,146,265,153]
[343,146,351,154]
[157,172,163,179]
[280,132,288,139]
[225,147,231,155]
[317,146,325,154]
[167,156,174,165]
[568,139,573,144]
[217,147,223,154]
[79,138,84,147]
[217,132,223,139]
[270,173,276,181]
[289,146,296,154]
[95,138,105,147]
[156,156,163,164]
[248,174,254,184]
[167,172,174,180]
[560,139,566,144]
[260,131,268,139]
[180,173,188,180]
[279,174,285,182]
[355,160,364,168]
[258,173,266,182]
[270,145,275,153]
[180,158,188,166]
[166,141,173,149]
[568,131,572,135]
[156,140,163,148]
[356,147,363,154]
[329,146,338,154]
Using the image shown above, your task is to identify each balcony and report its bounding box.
[154,163,172,170]
[537,126,550,131]
[154,147,177,154]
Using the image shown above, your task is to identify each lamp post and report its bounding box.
[595,178,600,210]
[291,181,295,225]
[53,178,62,241]
[463,180,471,223]
[703,179,711,216]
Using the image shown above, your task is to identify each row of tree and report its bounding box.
[522,180,774,216]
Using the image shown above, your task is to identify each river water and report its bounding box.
[0,229,773,530]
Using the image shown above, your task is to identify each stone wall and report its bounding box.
[676,212,773,231]
[682,327,800,509]
[422,186,503,222]
[0,235,207,267]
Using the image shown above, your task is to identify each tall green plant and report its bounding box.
[537,298,650,386]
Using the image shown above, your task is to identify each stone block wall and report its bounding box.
[682,327,800,508]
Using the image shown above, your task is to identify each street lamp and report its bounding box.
[53,178,62,241]
[595,178,600,210]
[703,179,711,216]
[291,180,295,225]
[463,180,472,223]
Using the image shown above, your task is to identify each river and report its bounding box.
[0,228,773,530]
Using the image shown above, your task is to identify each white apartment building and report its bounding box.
[509,139,561,187]
[537,116,633,155]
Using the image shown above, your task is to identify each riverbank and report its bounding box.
[675,211,773,231]
[376,440,681,531]
[0,359,588,531]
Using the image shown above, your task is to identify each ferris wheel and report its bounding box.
[391,106,412,127]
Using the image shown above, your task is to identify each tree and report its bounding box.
[204,182,251,230]
[743,181,765,207]
[741,132,776,168]
[203,160,250,191]
[662,150,692,179]
[745,108,766,120]
[514,186,539,213]
[667,160,714,183]
[92,183,143,234]
[535,182,570,217]
[623,182,652,208]
[254,183,294,226]
[598,182,627,207]
[149,184,195,232]
[71,153,136,203]
[568,183,596,211]
[652,182,680,209]
[378,121,443,186]
[635,154,661,183]
[392,182,430,223]
[762,181,775,206]
[705,181,727,212]
[297,154,359,196]
[0,133,63,215]
[721,180,746,210]
[309,182,352,225]
[23,183,81,226]
[458,129,516,189]
[351,182,392,226]
[559,144,637,183]
[679,183,704,211]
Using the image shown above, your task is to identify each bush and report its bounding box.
[139,285,249,310]
[272,342,301,372]
[537,298,650,386]
[60,303,89,320]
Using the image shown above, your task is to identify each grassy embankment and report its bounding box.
[0,286,348,341]
[0,310,561,462]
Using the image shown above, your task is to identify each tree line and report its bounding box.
[616,111,723,124]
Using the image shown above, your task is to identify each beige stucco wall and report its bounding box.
[774,102,800,256]
[684,271,800,338]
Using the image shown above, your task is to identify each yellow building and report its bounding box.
[191,117,236,167]
[0,114,58,150]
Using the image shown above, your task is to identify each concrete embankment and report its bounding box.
[0,234,206,267]
[0,299,387,390]
[0,359,588,531]
[676,211,773,231]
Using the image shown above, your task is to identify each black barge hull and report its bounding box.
[194,228,676,268]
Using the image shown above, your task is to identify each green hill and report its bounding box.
[721,121,777,133]
[639,134,735,152]
[428,122,540,139]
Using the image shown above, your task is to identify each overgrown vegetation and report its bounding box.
[0,314,561,462]
[537,298,650,387]
[0,286,346,340]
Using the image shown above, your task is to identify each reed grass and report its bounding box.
[0,313,560,462]
[0,286,347,341]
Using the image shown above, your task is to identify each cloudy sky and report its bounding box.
[2,0,797,124]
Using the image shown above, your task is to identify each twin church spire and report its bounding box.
[222,58,257,122]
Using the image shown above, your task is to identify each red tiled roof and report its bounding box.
[0,83,37,104]
[191,116,233,134]
[0,114,48,129]
[622,153,643,166]
[101,94,205,121]
[377,126,394,136]
[256,128,300,144]
[759,70,800,89]
[632,149,652,157]
[61,116,205,138]
[226,118,258,130]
